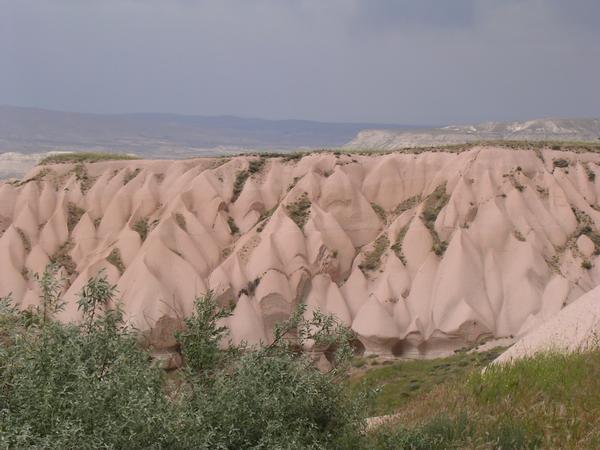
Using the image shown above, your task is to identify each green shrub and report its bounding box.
[359,235,389,272]
[232,170,250,202]
[174,212,187,231]
[553,158,569,168]
[132,217,149,241]
[227,216,239,235]
[513,230,526,242]
[586,164,596,182]
[123,168,141,185]
[286,192,312,230]
[0,271,366,449]
[72,163,97,193]
[50,240,76,277]
[256,205,277,232]
[420,184,449,257]
[371,203,387,223]
[15,227,31,253]
[106,247,125,274]
[248,158,266,174]
[67,202,85,233]
[238,278,260,297]
[0,271,171,449]
[176,291,234,374]
[393,195,421,215]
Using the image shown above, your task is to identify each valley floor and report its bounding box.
[354,347,600,449]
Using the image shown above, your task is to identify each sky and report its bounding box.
[1,0,599,125]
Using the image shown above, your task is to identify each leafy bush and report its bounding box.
[0,270,171,449]
[176,291,234,374]
[0,267,365,449]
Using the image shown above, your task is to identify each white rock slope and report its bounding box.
[2,145,600,357]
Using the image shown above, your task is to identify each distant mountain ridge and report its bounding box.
[0,105,412,157]
[346,118,600,150]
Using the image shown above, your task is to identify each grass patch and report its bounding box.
[371,203,387,223]
[287,176,301,192]
[553,158,569,168]
[227,216,239,235]
[256,205,277,233]
[106,248,125,275]
[9,168,51,187]
[71,163,96,194]
[174,213,187,231]
[349,348,503,417]
[421,184,449,256]
[585,164,597,182]
[50,240,76,277]
[232,170,250,203]
[359,235,389,273]
[513,230,526,242]
[39,152,138,165]
[393,195,421,216]
[230,159,266,203]
[362,348,600,448]
[238,278,261,298]
[248,158,266,174]
[391,225,409,264]
[573,208,600,255]
[285,193,311,231]
[67,203,85,233]
[132,218,149,242]
[123,168,141,185]
[15,227,31,253]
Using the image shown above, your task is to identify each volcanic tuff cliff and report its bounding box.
[347,118,600,150]
[2,145,600,357]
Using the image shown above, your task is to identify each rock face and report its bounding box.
[2,145,600,357]
[495,284,600,364]
[347,118,600,150]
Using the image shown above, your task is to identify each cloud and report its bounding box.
[351,0,477,31]
[0,0,598,124]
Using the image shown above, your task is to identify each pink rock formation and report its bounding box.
[2,145,600,357]
[495,283,600,364]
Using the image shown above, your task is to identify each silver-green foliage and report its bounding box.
[0,266,365,449]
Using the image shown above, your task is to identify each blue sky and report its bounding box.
[1,0,599,125]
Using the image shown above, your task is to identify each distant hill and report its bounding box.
[0,105,411,158]
[346,118,600,150]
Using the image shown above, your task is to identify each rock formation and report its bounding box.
[347,118,600,150]
[2,145,600,357]
[495,284,600,364]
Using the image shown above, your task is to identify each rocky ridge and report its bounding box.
[2,145,600,357]
[347,118,600,150]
